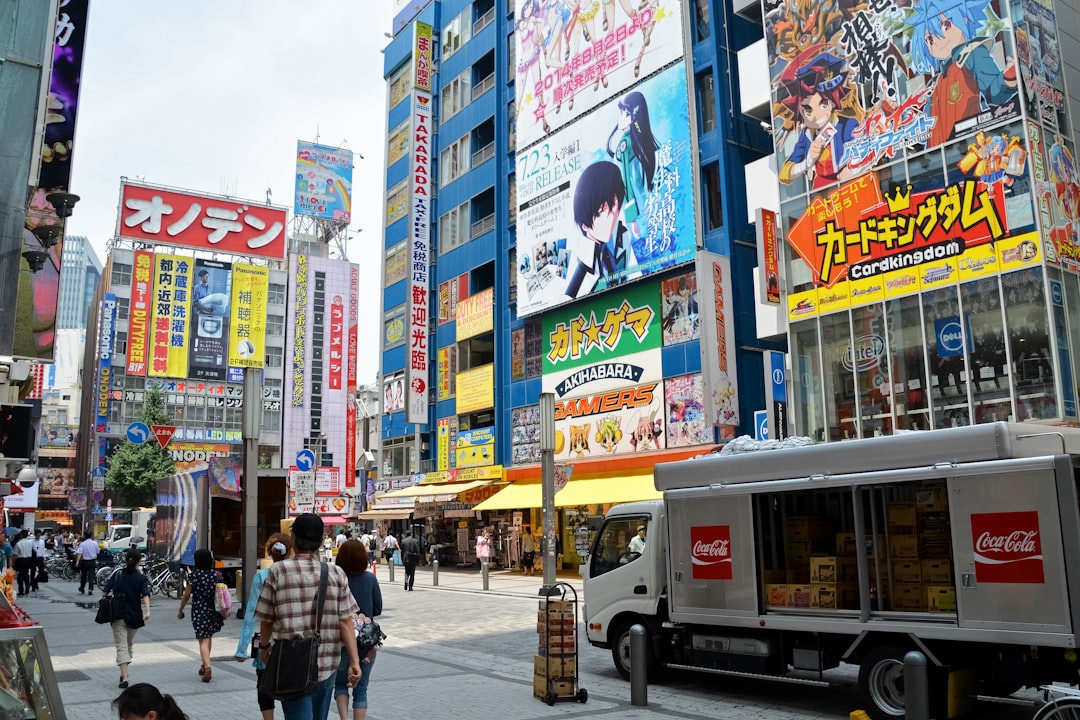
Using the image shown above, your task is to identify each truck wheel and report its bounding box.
[611,621,654,681]
[858,645,907,720]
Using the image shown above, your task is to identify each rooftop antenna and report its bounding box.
[314,124,320,144]
[266,187,273,206]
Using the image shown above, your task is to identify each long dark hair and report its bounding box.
[122,548,141,574]
[113,683,189,720]
[617,91,658,190]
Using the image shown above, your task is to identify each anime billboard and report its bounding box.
[554,381,666,460]
[1012,0,1067,134]
[1028,122,1079,269]
[516,64,695,318]
[514,0,685,150]
[766,0,1021,194]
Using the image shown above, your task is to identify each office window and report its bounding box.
[440,134,471,186]
[507,33,516,76]
[116,296,130,320]
[695,0,711,41]
[439,202,471,254]
[443,70,472,120]
[442,7,473,60]
[697,69,716,133]
[267,283,286,305]
[388,61,412,109]
[702,162,723,230]
[111,263,132,287]
[265,346,283,368]
[266,314,285,336]
[114,332,127,356]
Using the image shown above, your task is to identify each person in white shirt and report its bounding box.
[76,530,100,594]
[31,530,47,591]
[628,525,647,555]
[382,532,399,563]
[335,530,348,549]
[12,531,35,596]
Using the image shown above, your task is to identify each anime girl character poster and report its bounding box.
[514,0,685,148]
[515,64,695,317]
[664,373,712,447]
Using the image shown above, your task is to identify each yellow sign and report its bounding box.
[149,254,194,378]
[413,21,433,92]
[997,231,1042,271]
[386,183,407,225]
[816,281,850,315]
[957,243,999,281]
[918,255,959,291]
[788,288,818,322]
[456,363,494,414]
[422,465,503,484]
[456,287,494,341]
[384,242,407,286]
[228,264,269,368]
[455,427,494,468]
[883,267,921,299]
[437,347,452,400]
[848,274,885,307]
[437,418,450,471]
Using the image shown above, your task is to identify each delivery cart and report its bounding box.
[535,581,587,705]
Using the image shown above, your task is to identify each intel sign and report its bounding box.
[842,334,885,372]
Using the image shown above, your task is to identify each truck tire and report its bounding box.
[611,620,655,681]
[858,644,907,720]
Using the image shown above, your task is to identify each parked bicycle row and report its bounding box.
[38,545,184,598]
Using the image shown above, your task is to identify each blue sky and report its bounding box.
[66,0,394,383]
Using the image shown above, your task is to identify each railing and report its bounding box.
[471,214,495,239]
[472,142,495,167]
[472,73,495,100]
[473,6,495,34]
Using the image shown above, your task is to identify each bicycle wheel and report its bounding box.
[1034,696,1080,720]
[164,573,182,599]
[61,563,76,581]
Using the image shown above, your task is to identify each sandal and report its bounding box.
[202,666,212,683]
[198,665,206,676]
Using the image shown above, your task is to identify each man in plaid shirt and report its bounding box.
[256,513,362,720]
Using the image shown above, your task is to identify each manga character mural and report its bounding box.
[514,0,685,149]
[516,64,695,317]
[1028,122,1080,269]
[1011,0,1068,134]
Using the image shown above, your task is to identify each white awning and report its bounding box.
[377,479,493,499]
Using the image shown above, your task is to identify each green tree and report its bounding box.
[105,386,176,506]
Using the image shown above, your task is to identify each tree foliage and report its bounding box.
[105,387,176,507]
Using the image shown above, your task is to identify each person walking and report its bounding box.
[113,683,190,720]
[235,532,293,720]
[12,531,34,596]
[255,513,362,720]
[520,527,536,576]
[381,531,398,564]
[400,532,421,591]
[103,548,151,689]
[31,530,47,591]
[75,530,99,594]
[176,548,224,682]
[334,539,382,720]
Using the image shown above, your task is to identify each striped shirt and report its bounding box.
[254,553,359,681]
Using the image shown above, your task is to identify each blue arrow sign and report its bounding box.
[296,449,316,473]
[93,466,106,478]
[127,421,151,444]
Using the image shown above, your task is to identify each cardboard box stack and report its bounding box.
[887,501,924,611]
[916,484,955,613]
[765,517,834,608]
[535,600,576,698]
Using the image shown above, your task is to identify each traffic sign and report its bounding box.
[126,421,151,444]
[296,449,316,473]
[92,490,104,503]
[754,410,769,441]
[92,477,104,491]
[93,466,106,478]
[152,425,177,448]
[92,503,103,515]
[104,513,113,522]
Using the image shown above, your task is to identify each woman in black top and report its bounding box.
[103,548,151,689]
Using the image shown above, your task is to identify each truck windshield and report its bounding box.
[114,527,130,540]
[590,515,649,579]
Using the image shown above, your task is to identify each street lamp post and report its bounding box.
[539,392,556,593]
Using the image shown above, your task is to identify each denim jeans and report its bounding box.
[280,674,335,720]
[335,645,375,709]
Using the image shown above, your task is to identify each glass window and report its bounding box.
[1005,267,1057,420]
[439,202,471,254]
[961,278,1011,423]
[386,179,408,226]
[821,312,855,441]
[695,0,711,41]
[442,70,472,120]
[115,296,129,320]
[388,61,412,109]
[696,69,716,133]
[266,314,285,337]
[267,283,286,305]
[923,286,969,428]
[387,119,410,166]
[442,7,473,60]
[111,263,132,287]
[508,174,517,225]
[851,304,891,438]
[507,32,516,76]
[115,331,128,356]
[793,319,825,441]
[440,134,471,186]
[907,147,945,194]
[886,295,930,431]
[1065,275,1080,408]
[589,515,650,579]
[265,345,283,368]
[782,196,810,292]
[702,162,722,231]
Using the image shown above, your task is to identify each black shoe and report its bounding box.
[118,681,128,689]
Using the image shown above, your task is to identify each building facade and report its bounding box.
[57,234,103,330]
[376,0,776,564]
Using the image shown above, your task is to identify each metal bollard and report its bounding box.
[903,651,929,720]
[481,560,489,591]
[629,624,648,706]
[388,558,395,583]
[432,558,439,587]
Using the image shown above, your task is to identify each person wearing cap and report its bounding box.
[255,513,361,720]
[629,525,647,554]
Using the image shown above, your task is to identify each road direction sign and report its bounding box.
[152,425,177,448]
[126,422,151,444]
[296,449,316,473]
[92,490,104,503]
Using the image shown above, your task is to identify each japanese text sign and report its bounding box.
[227,264,268,369]
[455,287,494,342]
[329,295,345,390]
[294,141,353,222]
[456,363,494,415]
[406,89,433,426]
[148,254,193,379]
[96,294,117,433]
[118,181,287,259]
[126,249,154,375]
[697,251,739,432]
[413,21,433,93]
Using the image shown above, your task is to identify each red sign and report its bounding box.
[787,174,1008,288]
[329,296,344,390]
[971,511,1044,584]
[345,266,358,488]
[152,425,177,448]
[118,182,287,259]
[761,209,780,304]
[127,249,154,375]
[690,525,732,580]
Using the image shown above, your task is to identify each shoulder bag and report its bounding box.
[257,562,329,701]
[95,574,126,625]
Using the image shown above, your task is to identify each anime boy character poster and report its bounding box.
[515,64,695,317]
[514,0,685,148]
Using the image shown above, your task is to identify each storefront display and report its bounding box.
[0,592,66,720]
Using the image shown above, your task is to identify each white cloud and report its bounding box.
[66,0,394,383]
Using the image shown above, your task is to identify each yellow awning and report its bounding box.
[354,509,414,520]
[473,482,542,511]
[555,474,660,507]
[472,475,660,511]
[378,479,493,499]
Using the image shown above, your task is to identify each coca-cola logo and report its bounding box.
[690,526,732,580]
[971,511,1045,584]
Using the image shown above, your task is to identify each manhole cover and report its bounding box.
[54,670,90,683]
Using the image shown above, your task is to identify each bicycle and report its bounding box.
[1034,686,1080,719]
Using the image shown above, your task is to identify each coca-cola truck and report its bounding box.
[582,423,1080,719]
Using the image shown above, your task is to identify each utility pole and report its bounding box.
[539,392,556,593]
[239,367,260,618]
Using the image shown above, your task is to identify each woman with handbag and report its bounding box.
[334,539,383,720]
[176,549,224,682]
[102,548,151,689]
[235,532,293,720]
